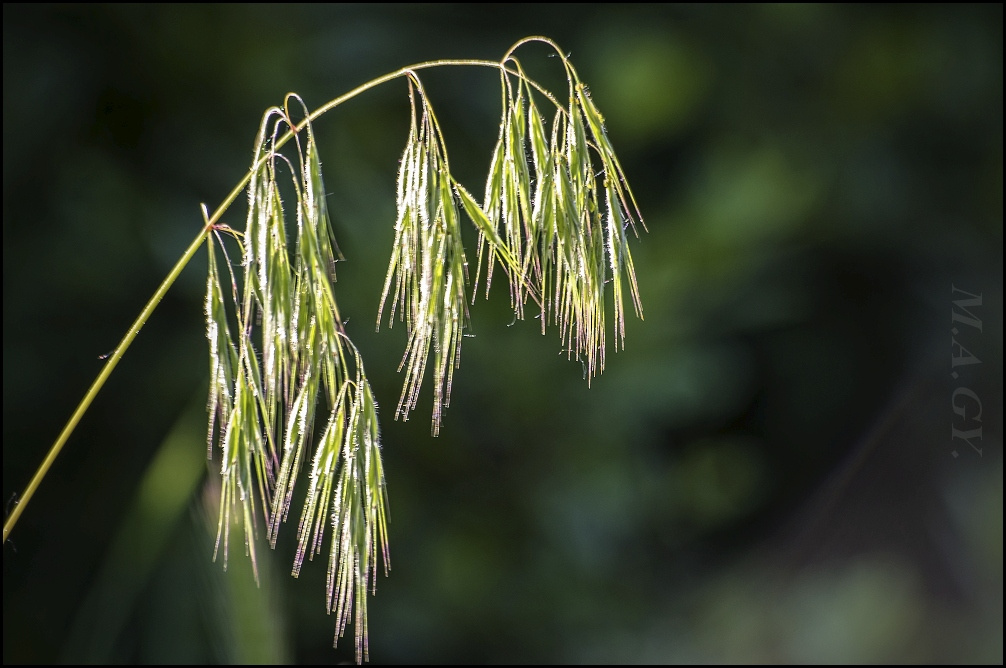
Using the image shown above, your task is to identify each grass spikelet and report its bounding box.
[472,48,644,381]
[378,78,470,435]
[207,98,389,661]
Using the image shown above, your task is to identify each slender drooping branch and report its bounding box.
[4,36,645,666]
[2,226,209,544]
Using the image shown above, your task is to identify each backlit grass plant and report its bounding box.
[4,36,644,662]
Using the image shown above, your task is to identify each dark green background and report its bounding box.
[4,5,1001,663]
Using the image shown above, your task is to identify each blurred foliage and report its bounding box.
[3,4,1001,664]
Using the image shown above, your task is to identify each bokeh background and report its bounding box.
[3,4,1002,663]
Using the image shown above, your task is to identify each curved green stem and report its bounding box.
[3,50,566,544]
[3,225,210,543]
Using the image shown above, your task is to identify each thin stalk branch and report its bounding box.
[3,225,209,543]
